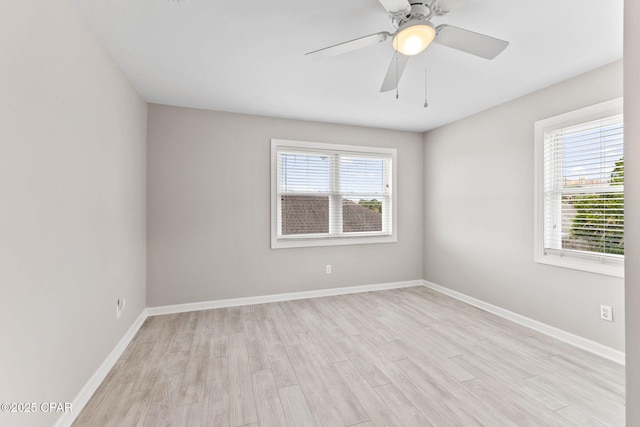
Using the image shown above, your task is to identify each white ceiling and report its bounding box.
[76,0,623,132]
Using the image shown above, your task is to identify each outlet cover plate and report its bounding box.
[600,305,613,322]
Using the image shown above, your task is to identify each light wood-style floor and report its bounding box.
[73,286,625,426]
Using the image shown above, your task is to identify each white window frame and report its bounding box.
[534,98,624,277]
[271,139,397,249]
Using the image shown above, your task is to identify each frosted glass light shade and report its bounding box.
[392,21,436,56]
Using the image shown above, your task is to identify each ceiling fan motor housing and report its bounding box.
[391,2,433,28]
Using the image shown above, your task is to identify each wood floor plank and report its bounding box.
[295,333,368,425]
[298,307,349,363]
[529,334,624,382]
[547,354,625,398]
[306,298,349,338]
[278,385,316,427]
[203,356,230,426]
[266,303,301,346]
[397,348,515,426]
[228,306,245,334]
[252,302,270,321]
[334,335,391,387]
[555,404,617,427]
[178,325,210,406]
[171,401,204,426]
[338,294,399,341]
[481,331,625,409]
[349,333,407,366]
[526,374,625,425]
[450,353,570,425]
[229,332,258,426]
[256,317,298,388]
[391,357,484,426]
[169,312,198,353]
[389,341,516,426]
[377,330,508,426]
[284,341,345,427]
[370,358,460,426]
[333,359,401,427]
[278,300,309,334]
[128,315,169,347]
[252,369,289,427]
[119,389,153,426]
[516,379,570,412]
[463,377,568,427]
[133,314,182,394]
[373,383,435,427]
[147,349,190,407]
[456,335,539,381]
[243,312,272,372]
[209,308,229,359]
[319,296,361,336]
[138,402,171,427]
[74,363,133,426]
[74,287,625,427]
[73,360,127,426]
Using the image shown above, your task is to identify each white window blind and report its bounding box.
[271,139,396,248]
[542,113,624,264]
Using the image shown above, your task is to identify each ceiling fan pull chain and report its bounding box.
[424,68,429,108]
[395,52,399,99]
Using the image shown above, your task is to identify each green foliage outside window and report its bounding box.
[358,199,382,214]
[568,157,624,255]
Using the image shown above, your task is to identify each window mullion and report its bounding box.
[329,153,342,236]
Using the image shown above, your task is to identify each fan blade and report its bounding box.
[378,0,410,14]
[437,0,468,13]
[306,32,391,59]
[435,25,509,59]
[380,52,410,92]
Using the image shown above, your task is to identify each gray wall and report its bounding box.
[0,1,147,426]
[147,105,424,307]
[423,61,624,351]
[625,0,640,422]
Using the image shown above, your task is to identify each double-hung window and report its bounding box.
[271,139,397,248]
[534,98,624,276]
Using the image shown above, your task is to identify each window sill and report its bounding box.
[535,254,624,278]
[271,234,397,249]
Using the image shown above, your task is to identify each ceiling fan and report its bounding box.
[306,0,509,92]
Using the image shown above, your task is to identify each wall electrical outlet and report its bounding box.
[326,264,331,274]
[116,298,125,319]
[600,305,613,322]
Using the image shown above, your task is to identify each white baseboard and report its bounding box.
[422,280,625,365]
[147,280,423,316]
[54,309,148,427]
